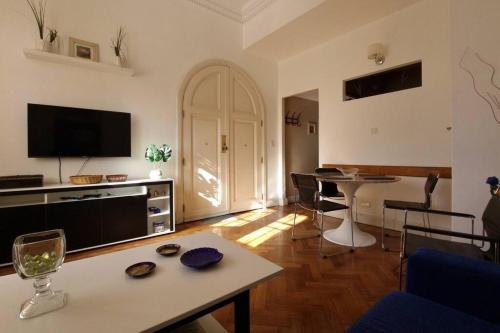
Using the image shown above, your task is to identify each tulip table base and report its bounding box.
[322,218,377,247]
[320,176,400,248]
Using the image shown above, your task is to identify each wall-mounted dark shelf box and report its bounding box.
[0,175,43,189]
[344,61,422,101]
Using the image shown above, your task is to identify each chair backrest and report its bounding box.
[315,167,342,197]
[423,173,439,208]
[290,173,319,210]
[483,195,500,241]
[315,167,342,174]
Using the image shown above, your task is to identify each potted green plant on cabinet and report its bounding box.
[145,144,172,180]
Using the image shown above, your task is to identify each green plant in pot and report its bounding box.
[145,144,172,180]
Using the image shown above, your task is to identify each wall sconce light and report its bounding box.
[368,43,385,65]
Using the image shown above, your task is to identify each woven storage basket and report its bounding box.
[69,175,103,185]
[106,174,128,182]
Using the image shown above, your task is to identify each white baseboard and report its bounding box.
[266,199,280,207]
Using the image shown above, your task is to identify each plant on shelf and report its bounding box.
[111,26,126,66]
[486,176,499,196]
[145,144,172,180]
[26,0,46,50]
[46,28,58,53]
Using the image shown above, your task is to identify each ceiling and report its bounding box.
[188,0,423,60]
[208,0,250,14]
[245,0,422,60]
[187,0,275,23]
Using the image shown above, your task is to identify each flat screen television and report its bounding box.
[28,104,131,157]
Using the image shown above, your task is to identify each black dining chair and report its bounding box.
[382,173,439,251]
[398,195,500,289]
[482,194,500,260]
[315,167,358,222]
[290,173,352,257]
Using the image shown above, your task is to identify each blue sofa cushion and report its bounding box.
[407,248,500,324]
[348,292,500,333]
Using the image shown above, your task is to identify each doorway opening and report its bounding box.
[283,89,319,203]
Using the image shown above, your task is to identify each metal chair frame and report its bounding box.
[290,173,354,258]
[382,173,439,251]
[315,168,359,222]
[398,208,498,290]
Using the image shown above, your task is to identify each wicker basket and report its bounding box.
[69,175,103,185]
[106,174,128,182]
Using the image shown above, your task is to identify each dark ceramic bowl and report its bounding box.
[180,247,223,269]
[156,244,181,256]
[125,262,156,278]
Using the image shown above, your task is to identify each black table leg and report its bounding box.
[234,290,250,333]
[155,289,251,332]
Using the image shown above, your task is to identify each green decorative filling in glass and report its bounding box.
[23,252,59,276]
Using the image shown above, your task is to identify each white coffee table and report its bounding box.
[317,175,401,247]
[0,232,282,333]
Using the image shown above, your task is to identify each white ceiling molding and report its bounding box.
[185,0,276,23]
[242,0,277,22]
[186,0,243,23]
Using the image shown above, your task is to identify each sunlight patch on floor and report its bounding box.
[211,210,275,227]
[237,213,308,247]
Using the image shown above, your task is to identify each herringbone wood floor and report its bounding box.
[0,205,402,332]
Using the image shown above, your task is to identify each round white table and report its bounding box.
[317,175,401,247]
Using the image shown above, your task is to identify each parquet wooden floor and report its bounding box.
[0,205,402,332]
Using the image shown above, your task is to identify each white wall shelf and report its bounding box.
[147,195,170,201]
[23,49,134,77]
[148,210,170,218]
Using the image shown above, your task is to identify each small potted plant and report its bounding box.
[145,144,172,180]
[486,176,499,195]
[46,28,59,53]
[111,26,126,66]
[26,0,46,50]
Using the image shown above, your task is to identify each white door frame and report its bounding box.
[177,59,267,223]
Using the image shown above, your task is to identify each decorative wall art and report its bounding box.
[307,121,317,135]
[68,37,99,62]
[459,47,500,126]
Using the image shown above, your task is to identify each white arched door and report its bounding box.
[182,63,264,221]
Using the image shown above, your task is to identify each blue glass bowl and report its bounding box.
[180,247,223,269]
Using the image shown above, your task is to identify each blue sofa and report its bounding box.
[349,249,500,333]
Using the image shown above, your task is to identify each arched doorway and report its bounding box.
[178,60,266,222]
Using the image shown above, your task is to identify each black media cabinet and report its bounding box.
[0,179,175,265]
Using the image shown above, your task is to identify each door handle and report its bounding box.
[221,135,228,153]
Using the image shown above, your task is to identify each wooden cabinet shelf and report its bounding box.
[23,49,135,76]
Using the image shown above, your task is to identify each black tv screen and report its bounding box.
[28,104,131,157]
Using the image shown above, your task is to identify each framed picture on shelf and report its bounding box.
[68,37,99,62]
[307,121,317,135]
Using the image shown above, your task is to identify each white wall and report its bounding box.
[278,0,453,229]
[451,0,500,234]
[0,0,280,209]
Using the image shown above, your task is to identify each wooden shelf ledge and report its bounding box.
[323,164,452,178]
[23,49,134,77]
